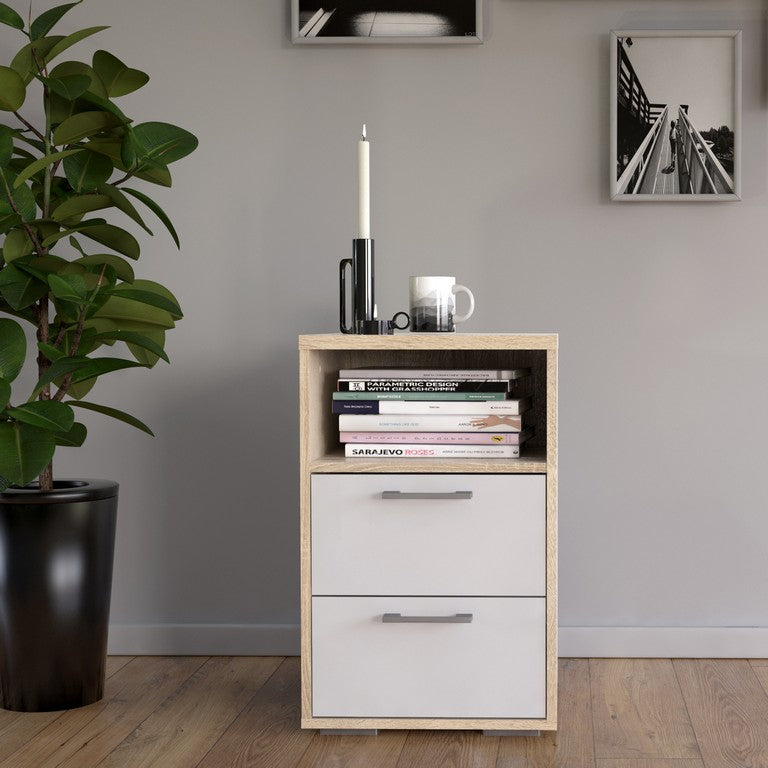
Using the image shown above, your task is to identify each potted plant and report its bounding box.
[0,0,197,711]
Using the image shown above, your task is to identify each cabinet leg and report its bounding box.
[320,729,378,736]
[483,730,541,737]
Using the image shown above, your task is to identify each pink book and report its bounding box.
[339,429,533,446]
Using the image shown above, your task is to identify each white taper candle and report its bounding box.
[357,124,370,238]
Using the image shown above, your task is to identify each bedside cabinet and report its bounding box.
[299,334,557,733]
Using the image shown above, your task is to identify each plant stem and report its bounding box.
[37,83,55,492]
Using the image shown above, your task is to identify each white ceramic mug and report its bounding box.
[409,276,475,332]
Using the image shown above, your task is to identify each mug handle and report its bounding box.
[452,284,475,323]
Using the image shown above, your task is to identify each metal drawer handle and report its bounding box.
[380,491,473,501]
[382,613,473,624]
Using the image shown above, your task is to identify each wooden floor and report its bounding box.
[2,657,768,767]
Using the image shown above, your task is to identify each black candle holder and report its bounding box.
[339,238,408,334]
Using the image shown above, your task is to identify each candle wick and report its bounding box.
[362,123,367,141]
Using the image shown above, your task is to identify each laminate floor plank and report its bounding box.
[397,730,499,768]
[674,659,768,768]
[105,657,134,678]
[496,659,595,768]
[296,729,406,768]
[590,659,700,760]
[197,658,316,768]
[96,656,281,768]
[596,760,704,768]
[50,657,205,768]
[0,710,64,763]
[750,663,768,697]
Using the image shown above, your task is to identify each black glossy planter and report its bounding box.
[0,480,118,711]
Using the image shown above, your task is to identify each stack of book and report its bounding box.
[333,367,533,459]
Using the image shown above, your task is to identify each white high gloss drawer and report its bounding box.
[311,473,545,596]
[311,596,546,718]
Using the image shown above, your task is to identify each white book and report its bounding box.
[376,398,530,415]
[337,367,530,381]
[345,444,520,458]
[338,414,524,432]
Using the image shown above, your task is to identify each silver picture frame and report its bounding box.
[610,30,741,202]
[291,0,483,44]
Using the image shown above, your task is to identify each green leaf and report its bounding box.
[0,166,36,219]
[0,66,25,112]
[30,1,81,40]
[0,317,26,381]
[96,183,151,234]
[40,73,91,101]
[13,148,82,187]
[79,222,140,259]
[63,149,113,191]
[2,228,33,262]
[49,60,107,97]
[55,420,86,446]
[63,376,95,400]
[0,3,25,30]
[52,110,123,145]
[92,50,149,98]
[132,122,198,166]
[48,272,88,302]
[40,219,105,248]
[31,354,144,397]
[0,263,47,310]
[37,342,66,362]
[73,252,134,282]
[42,221,139,260]
[11,37,65,84]
[92,296,175,328]
[122,187,179,247]
[0,421,56,487]
[44,26,110,66]
[95,329,168,364]
[70,400,153,436]
[52,192,112,222]
[7,400,74,432]
[0,123,14,165]
[0,378,10,411]
[109,287,182,319]
[86,138,172,186]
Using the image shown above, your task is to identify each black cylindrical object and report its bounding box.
[352,237,375,330]
[0,480,118,712]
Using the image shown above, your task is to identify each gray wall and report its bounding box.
[4,0,768,655]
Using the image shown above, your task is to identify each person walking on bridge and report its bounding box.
[669,119,679,170]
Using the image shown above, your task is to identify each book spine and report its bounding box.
[338,379,511,393]
[377,398,530,415]
[332,399,530,415]
[332,401,379,414]
[345,444,520,458]
[337,368,530,380]
[337,414,523,432]
[333,391,508,401]
[340,431,531,445]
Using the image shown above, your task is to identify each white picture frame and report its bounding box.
[291,0,483,44]
[610,30,741,201]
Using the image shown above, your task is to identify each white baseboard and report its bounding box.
[108,624,768,658]
[108,623,301,656]
[560,626,768,658]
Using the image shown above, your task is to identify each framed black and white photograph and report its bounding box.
[291,0,483,44]
[610,30,741,201]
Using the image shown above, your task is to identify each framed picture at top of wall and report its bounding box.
[291,0,483,44]
[610,30,741,201]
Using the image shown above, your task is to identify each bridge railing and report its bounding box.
[617,40,651,125]
[616,105,668,195]
[677,109,734,194]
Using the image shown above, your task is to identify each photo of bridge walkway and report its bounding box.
[616,39,734,196]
